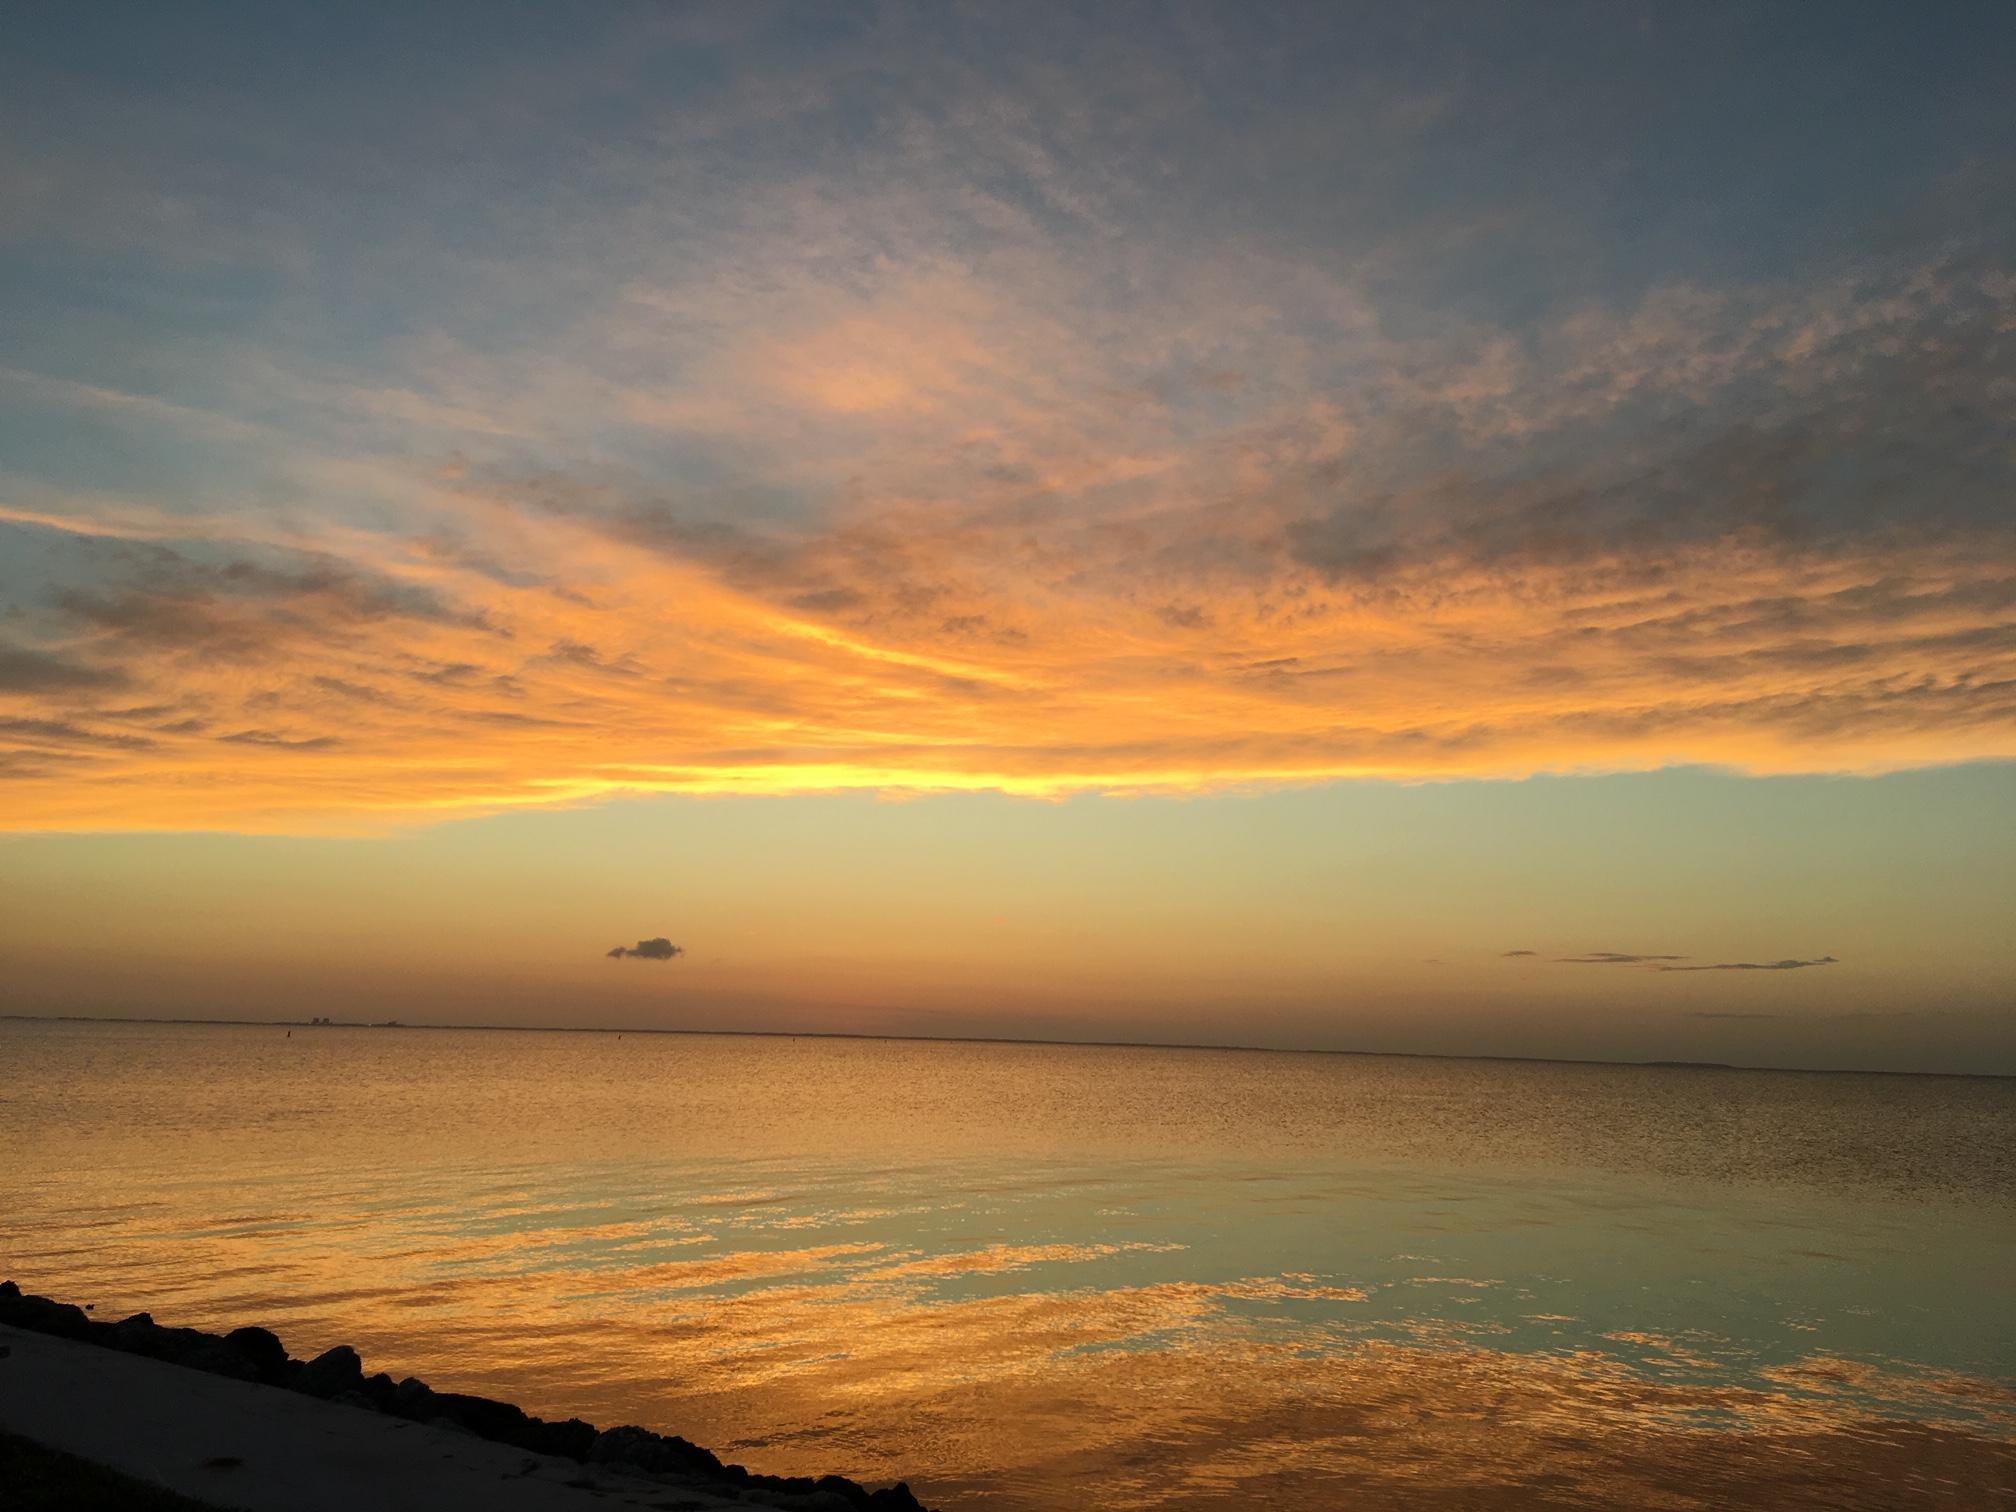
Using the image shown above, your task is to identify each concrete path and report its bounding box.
[0,1324,748,1511]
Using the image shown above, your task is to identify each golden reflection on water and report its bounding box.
[5,1020,2014,1508]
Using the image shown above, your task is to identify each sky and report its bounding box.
[1,3,2012,1071]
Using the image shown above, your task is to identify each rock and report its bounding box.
[105,1312,155,1350]
[40,1299,94,1341]
[668,1435,729,1478]
[390,1376,438,1420]
[532,1416,597,1461]
[224,1325,290,1382]
[432,1391,535,1449]
[180,1339,262,1381]
[296,1344,365,1398]
[3,1293,92,1340]
[588,1424,728,1479]
[0,1279,20,1300]
[106,1313,214,1364]
[360,1370,398,1408]
[587,1424,659,1465]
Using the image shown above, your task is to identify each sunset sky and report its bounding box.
[3,4,2012,1071]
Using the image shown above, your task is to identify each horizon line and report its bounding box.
[1,1011,2007,1083]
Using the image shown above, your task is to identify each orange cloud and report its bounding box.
[1,480,2011,835]
[3,212,2011,835]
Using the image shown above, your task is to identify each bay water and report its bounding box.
[3,1019,2011,1507]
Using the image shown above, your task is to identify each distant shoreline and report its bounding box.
[2,1011,2007,1082]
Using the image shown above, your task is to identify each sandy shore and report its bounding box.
[0,1285,929,1511]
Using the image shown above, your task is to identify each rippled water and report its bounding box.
[3,1019,2013,1508]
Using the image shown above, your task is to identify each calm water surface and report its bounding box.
[3,1020,2013,1508]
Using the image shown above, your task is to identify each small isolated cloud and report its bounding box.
[1500,949,1537,957]
[1659,956,1838,973]
[607,937,683,961]
[1556,952,1689,965]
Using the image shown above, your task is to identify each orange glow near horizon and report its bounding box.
[5,487,2013,833]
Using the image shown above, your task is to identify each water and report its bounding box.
[3,1018,2013,1508]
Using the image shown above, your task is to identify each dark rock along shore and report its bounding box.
[0,1281,930,1511]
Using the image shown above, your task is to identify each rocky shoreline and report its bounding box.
[0,1281,929,1511]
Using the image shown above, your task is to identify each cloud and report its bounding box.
[1557,952,1838,972]
[0,716,154,750]
[607,937,683,961]
[1500,949,1537,957]
[1659,956,1838,973]
[1556,952,1689,965]
[217,729,342,751]
[0,641,126,694]
[43,546,495,668]
[1284,260,2016,585]
[0,14,2012,833]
